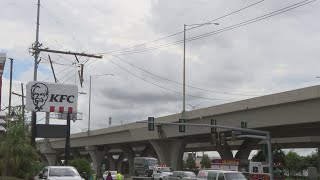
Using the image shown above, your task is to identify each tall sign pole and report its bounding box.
[31,0,41,146]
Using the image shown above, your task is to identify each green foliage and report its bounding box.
[185,155,197,169]
[285,151,302,177]
[69,158,92,179]
[251,150,266,162]
[273,148,286,166]
[0,120,39,179]
[200,154,211,168]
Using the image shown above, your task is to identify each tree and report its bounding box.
[273,148,286,166]
[0,120,39,179]
[200,154,211,168]
[285,151,300,177]
[185,155,196,169]
[251,151,266,162]
[305,151,319,168]
[69,158,92,180]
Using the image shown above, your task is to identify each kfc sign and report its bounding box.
[26,81,78,113]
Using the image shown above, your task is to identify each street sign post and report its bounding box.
[26,81,78,165]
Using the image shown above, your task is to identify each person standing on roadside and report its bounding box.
[106,171,113,180]
[116,171,124,180]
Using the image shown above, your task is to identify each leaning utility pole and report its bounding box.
[31,0,41,147]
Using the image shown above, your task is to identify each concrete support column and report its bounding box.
[235,139,261,163]
[121,145,135,176]
[106,153,116,171]
[216,143,233,160]
[150,139,185,170]
[86,146,104,177]
[43,152,58,166]
[117,154,125,172]
[104,146,116,171]
[141,145,158,158]
[41,148,58,166]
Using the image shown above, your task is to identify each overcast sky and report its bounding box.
[0,0,320,156]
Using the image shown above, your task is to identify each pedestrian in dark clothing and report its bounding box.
[106,171,113,180]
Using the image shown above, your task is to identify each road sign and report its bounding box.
[50,112,83,120]
[26,81,78,113]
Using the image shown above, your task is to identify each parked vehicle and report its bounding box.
[153,166,174,180]
[197,170,219,180]
[134,157,159,177]
[207,170,247,180]
[38,166,84,180]
[249,162,284,180]
[103,170,117,180]
[168,171,196,180]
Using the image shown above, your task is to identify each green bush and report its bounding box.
[69,158,92,180]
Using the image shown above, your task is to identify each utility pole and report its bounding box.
[31,0,41,146]
[21,83,25,127]
[8,58,13,117]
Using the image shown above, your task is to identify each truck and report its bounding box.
[249,162,284,180]
[132,157,173,180]
[134,157,159,177]
[210,159,284,180]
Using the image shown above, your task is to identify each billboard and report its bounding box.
[26,81,78,113]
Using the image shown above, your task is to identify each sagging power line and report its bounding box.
[102,0,316,56]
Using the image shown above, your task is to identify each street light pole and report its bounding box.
[182,22,219,120]
[88,75,92,136]
[182,24,186,120]
[88,74,114,136]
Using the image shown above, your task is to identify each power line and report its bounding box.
[111,55,260,96]
[97,0,265,55]
[108,0,316,56]
[61,58,100,84]
[106,57,236,102]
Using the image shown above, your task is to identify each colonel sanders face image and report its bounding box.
[31,83,49,111]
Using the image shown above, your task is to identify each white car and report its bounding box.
[103,171,117,180]
[197,170,219,180]
[208,170,247,180]
[153,167,174,180]
[38,166,84,180]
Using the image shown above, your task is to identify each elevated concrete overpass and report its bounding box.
[38,85,320,175]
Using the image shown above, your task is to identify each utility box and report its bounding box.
[308,167,317,180]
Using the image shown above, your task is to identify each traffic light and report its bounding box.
[241,121,247,135]
[148,117,154,131]
[179,119,185,132]
[220,133,225,146]
[211,119,217,134]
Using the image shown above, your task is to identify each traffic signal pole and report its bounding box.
[139,120,274,180]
